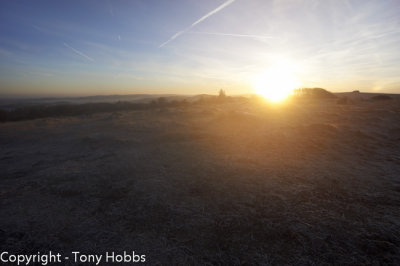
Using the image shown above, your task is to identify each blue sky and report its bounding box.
[0,0,399,96]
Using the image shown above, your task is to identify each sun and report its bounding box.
[253,63,299,102]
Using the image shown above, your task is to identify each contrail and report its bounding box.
[159,0,236,48]
[191,0,235,27]
[63,42,94,62]
[159,30,186,48]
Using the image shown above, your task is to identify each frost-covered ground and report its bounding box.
[1,98,400,265]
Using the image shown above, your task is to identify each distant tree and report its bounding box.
[218,89,226,98]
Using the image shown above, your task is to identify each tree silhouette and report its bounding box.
[218,89,226,98]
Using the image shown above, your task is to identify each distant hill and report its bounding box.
[293,88,337,99]
[334,91,400,100]
[0,94,191,111]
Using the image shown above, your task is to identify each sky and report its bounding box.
[0,0,400,97]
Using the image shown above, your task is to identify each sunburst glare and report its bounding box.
[253,62,300,102]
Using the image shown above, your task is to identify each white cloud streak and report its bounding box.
[187,31,274,41]
[159,0,236,48]
[63,42,94,62]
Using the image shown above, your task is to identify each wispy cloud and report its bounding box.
[159,0,236,48]
[0,47,13,57]
[107,0,114,17]
[187,31,274,41]
[63,42,94,62]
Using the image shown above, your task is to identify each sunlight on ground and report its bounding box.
[253,62,300,102]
